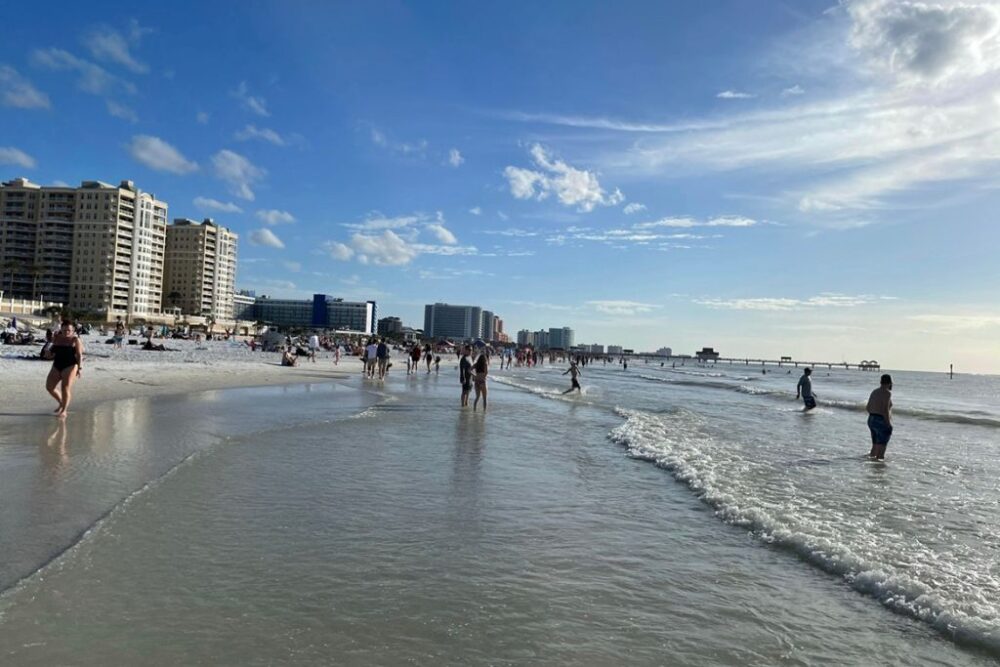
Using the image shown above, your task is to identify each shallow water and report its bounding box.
[0,363,997,665]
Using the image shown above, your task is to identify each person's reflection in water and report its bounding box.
[452,412,488,514]
[43,417,69,471]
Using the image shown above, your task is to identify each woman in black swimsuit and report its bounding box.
[45,319,84,417]
[472,352,489,412]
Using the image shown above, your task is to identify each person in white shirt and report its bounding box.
[308,334,320,363]
[365,339,378,378]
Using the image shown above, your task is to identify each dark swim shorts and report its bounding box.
[572,378,581,389]
[462,381,472,392]
[867,413,892,445]
[803,396,816,409]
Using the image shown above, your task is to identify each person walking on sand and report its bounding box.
[425,343,434,373]
[473,350,489,412]
[562,361,583,394]
[113,318,125,349]
[796,367,817,410]
[866,374,894,460]
[45,319,84,417]
[459,345,473,407]
[308,333,320,363]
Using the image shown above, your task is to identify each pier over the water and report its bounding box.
[625,354,881,371]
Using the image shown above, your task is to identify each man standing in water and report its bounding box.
[866,374,893,460]
[562,361,582,394]
[796,367,817,410]
[459,345,473,407]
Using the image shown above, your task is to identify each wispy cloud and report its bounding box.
[256,209,295,225]
[504,143,624,212]
[447,147,464,167]
[32,48,135,96]
[623,202,646,215]
[781,84,805,96]
[232,81,269,117]
[588,300,659,315]
[82,21,150,74]
[635,215,757,229]
[211,149,265,200]
[469,206,482,216]
[370,127,428,157]
[0,65,50,109]
[695,293,881,311]
[235,124,287,146]
[717,90,755,99]
[127,135,197,174]
[193,196,242,214]
[249,228,284,248]
[196,111,209,124]
[0,147,36,169]
[106,100,137,122]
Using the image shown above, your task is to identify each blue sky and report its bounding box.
[3,0,1000,372]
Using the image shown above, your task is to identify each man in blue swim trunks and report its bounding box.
[866,374,893,460]
[796,367,816,410]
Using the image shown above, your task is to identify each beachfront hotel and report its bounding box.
[251,294,376,333]
[0,178,168,321]
[516,326,576,350]
[423,302,507,342]
[163,218,238,321]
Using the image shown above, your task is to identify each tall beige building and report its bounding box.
[163,218,238,320]
[68,180,168,320]
[0,178,77,305]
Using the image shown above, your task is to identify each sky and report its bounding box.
[2,0,1000,372]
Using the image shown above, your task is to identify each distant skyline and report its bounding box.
[2,1,1000,372]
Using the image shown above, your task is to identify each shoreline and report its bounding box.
[0,335,366,415]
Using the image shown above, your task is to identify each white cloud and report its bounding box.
[370,127,428,156]
[256,209,295,225]
[106,100,137,122]
[249,228,284,249]
[235,124,286,146]
[283,261,302,272]
[343,213,423,231]
[0,147,36,169]
[127,135,197,174]
[695,293,878,311]
[351,230,419,266]
[426,223,458,245]
[448,148,464,167]
[31,48,134,96]
[83,24,148,74]
[232,82,269,117]
[908,313,1000,332]
[325,242,355,261]
[504,144,624,212]
[484,228,538,237]
[781,84,805,96]
[469,206,482,215]
[196,111,209,124]
[588,300,659,315]
[717,90,755,99]
[211,149,265,200]
[623,202,646,215]
[636,215,757,229]
[193,196,242,213]
[0,66,50,109]
[847,0,1000,83]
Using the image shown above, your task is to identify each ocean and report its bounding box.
[1,360,997,665]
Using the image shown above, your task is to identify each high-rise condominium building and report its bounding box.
[163,218,238,320]
[423,302,483,340]
[69,180,168,320]
[1,178,169,319]
[1,178,79,304]
[253,294,376,332]
[548,327,575,350]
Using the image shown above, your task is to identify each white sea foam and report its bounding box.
[608,407,1000,653]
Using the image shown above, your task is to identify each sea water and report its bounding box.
[0,362,997,665]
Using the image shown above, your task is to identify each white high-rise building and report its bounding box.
[424,303,484,340]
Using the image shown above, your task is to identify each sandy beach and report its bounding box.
[0,334,365,414]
